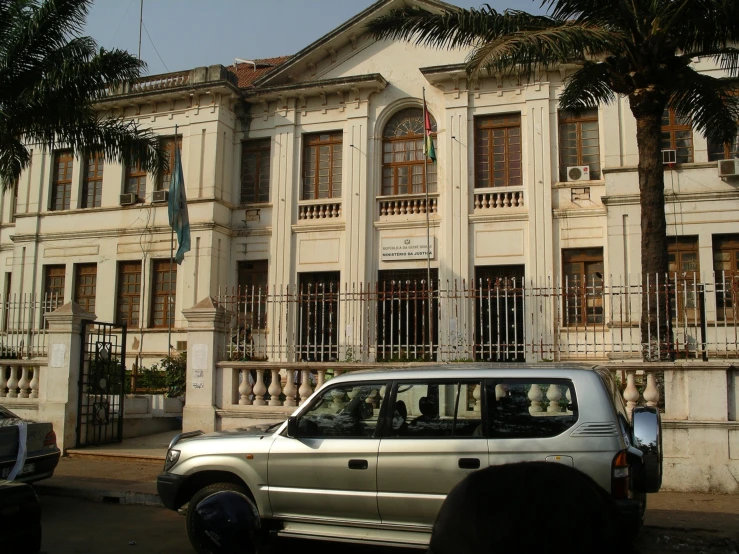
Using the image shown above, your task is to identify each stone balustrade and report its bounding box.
[297,200,342,220]
[378,194,438,217]
[473,189,525,210]
[0,361,45,400]
[221,365,360,407]
[130,70,189,93]
[613,368,662,420]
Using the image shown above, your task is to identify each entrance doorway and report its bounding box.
[474,265,525,362]
[377,269,438,361]
[297,272,340,361]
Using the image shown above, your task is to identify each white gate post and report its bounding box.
[182,297,226,433]
[39,302,96,453]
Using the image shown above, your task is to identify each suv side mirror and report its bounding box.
[286,416,298,438]
[631,406,662,493]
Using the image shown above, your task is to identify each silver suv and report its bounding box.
[157,366,662,552]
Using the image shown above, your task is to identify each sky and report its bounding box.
[84,0,547,76]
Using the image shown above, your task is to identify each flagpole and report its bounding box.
[168,124,177,356]
[423,88,431,290]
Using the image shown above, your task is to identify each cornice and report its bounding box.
[245,73,388,103]
[603,189,739,206]
[291,222,346,234]
[602,162,717,174]
[468,212,529,224]
[10,221,228,243]
[374,218,442,231]
[552,208,607,219]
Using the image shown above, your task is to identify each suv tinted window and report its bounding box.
[297,382,385,438]
[388,381,483,438]
[485,379,577,438]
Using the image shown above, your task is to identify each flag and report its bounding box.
[424,101,436,163]
[168,144,190,264]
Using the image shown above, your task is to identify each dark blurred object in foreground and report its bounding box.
[429,462,622,554]
[0,480,42,553]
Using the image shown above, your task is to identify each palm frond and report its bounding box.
[0,0,161,189]
[0,135,29,191]
[670,0,739,56]
[365,5,560,51]
[466,22,621,78]
[668,69,739,145]
[558,61,617,113]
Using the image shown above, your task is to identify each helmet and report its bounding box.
[190,491,262,554]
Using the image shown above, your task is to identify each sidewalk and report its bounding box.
[34,431,175,506]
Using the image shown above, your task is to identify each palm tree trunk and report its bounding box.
[630,94,672,360]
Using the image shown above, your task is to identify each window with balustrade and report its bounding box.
[713,234,739,322]
[558,110,600,181]
[302,132,342,200]
[668,237,700,322]
[562,248,604,326]
[382,108,436,196]
[116,261,141,328]
[475,114,522,188]
[157,135,182,191]
[51,150,73,211]
[241,139,271,204]
[661,108,693,164]
[81,152,103,208]
[151,260,176,328]
[74,263,97,315]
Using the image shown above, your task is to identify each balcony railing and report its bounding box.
[378,194,438,217]
[297,199,342,221]
[473,189,525,211]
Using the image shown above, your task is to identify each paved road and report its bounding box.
[38,495,408,554]
[39,493,739,554]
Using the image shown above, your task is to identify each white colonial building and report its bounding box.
[1,0,738,366]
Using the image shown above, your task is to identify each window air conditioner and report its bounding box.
[717,158,739,178]
[566,166,590,182]
[152,190,169,203]
[662,149,677,165]
[119,193,137,206]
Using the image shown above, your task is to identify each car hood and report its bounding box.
[182,423,284,443]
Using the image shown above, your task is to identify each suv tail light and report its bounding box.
[43,430,57,448]
[611,450,630,499]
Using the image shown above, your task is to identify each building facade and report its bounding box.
[1,0,738,366]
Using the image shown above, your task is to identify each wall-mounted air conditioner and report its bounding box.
[119,193,137,206]
[152,190,169,203]
[662,149,677,165]
[717,158,739,178]
[566,166,590,182]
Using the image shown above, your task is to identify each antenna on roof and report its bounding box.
[235,58,257,70]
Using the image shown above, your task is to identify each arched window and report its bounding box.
[382,108,437,196]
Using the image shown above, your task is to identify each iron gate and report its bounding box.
[76,321,127,447]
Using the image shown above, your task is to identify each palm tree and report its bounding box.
[0,0,166,191]
[368,0,739,360]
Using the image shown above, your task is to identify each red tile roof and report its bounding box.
[228,56,291,88]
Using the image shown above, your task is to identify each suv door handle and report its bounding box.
[458,458,481,469]
[348,459,368,470]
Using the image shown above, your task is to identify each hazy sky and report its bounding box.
[84,0,547,76]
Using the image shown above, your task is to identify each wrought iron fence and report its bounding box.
[217,272,739,363]
[0,293,62,358]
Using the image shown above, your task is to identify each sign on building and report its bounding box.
[381,237,435,261]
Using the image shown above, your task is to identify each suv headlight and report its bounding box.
[164,449,181,472]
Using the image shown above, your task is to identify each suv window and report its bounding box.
[296,382,386,438]
[388,381,483,438]
[485,379,578,438]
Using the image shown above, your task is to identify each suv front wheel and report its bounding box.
[186,482,262,554]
